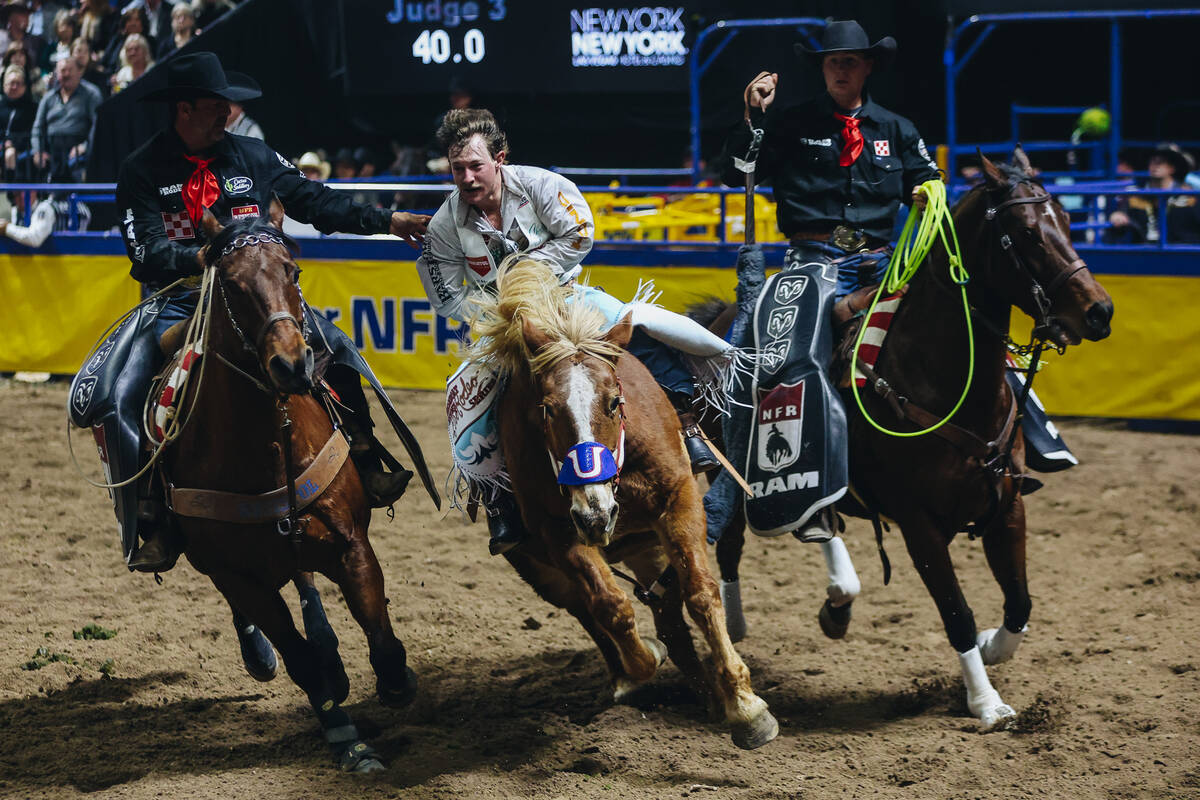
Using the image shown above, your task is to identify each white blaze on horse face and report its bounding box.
[564,363,618,543]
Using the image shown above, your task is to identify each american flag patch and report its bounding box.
[852,293,903,387]
[873,140,891,157]
[161,210,195,241]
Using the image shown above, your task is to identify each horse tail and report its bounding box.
[685,295,732,330]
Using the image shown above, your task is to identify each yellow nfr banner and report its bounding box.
[1,254,1196,421]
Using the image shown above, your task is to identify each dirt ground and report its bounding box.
[0,378,1196,800]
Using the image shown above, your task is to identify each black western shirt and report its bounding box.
[720,93,939,244]
[116,128,393,287]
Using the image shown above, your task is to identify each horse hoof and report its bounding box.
[978,702,1017,733]
[238,625,277,682]
[337,740,385,773]
[377,666,418,708]
[643,636,668,669]
[731,709,779,750]
[818,598,851,640]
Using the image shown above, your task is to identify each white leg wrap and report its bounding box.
[720,579,747,643]
[958,646,1016,732]
[821,537,860,608]
[977,625,1027,666]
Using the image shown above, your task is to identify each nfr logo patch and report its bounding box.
[756,380,804,472]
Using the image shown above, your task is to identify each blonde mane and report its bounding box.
[465,255,624,375]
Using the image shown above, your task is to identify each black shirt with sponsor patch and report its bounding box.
[116,128,392,286]
[719,93,939,244]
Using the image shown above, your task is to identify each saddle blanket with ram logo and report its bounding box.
[744,256,847,536]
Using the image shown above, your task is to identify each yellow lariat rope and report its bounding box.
[849,179,975,437]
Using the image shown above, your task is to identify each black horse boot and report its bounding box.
[669,392,719,474]
[486,492,526,556]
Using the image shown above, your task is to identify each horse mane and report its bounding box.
[685,295,732,329]
[204,218,299,268]
[466,255,624,375]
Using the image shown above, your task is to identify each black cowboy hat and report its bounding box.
[139,51,261,103]
[1152,142,1196,178]
[795,20,896,67]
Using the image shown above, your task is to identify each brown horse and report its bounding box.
[468,257,778,750]
[699,150,1113,731]
[161,206,418,771]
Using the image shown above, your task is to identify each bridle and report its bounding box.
[982,181,1089,351]
[544,370,627,492]
[211,231,311,394]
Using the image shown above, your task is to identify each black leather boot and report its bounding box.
[127,500,181,573]
[669,392,719,474]
[792,506,835,544]
[486,492,526,556]
[349,444,413,508]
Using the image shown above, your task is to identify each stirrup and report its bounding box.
[792,508,835,544]
[683,424,720,474]
[360,467,413,509]
[127,532,180,573]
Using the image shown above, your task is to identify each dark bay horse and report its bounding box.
[161,206,418,771]
[700,151,1113,731]
[468,257,778,750]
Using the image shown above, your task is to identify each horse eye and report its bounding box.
[608,396,621,414]
[292,267,302,285]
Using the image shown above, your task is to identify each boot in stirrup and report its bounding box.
[350,446,413,508]
[670,392,719,474]
[486,492,526,556]
[127,501,181,573]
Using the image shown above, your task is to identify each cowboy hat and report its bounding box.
[1152,142,1195,178]
[795,20,896,67]
[296,151,331,181]
[140,51,261,103]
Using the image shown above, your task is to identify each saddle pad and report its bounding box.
[851,293,904,387]
[152,343,203,441]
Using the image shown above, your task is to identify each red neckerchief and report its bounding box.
[182,154,220,226]
[834,112,864,167]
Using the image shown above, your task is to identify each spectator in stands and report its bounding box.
[38,7,74,72]
[0,192,91,245]
[109,31,151,93]
[157,2,196,61]
[192,0,233,30]
[135,0,172,45]
[27,0,61,41]
[332,146,357,179]
[0,64,35,178]
[69,35,105,96]
[224,99,262,139]
[1106,143,1200,244]
[31,53,101,180]
[296,150,330,181]
[74,0,115,55]
[4,40,39,91]
[101,7,150,77]
[0,3,44,68]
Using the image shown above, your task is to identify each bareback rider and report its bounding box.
[416,109,749,555]
[109,52,430,571]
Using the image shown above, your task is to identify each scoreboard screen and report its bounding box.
[347,1,694,94]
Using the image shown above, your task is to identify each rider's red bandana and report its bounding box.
[834,113,864,167]
[182,154,220,226]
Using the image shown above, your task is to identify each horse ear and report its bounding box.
[1012,145,1033,176]
[200,206,222,239]
[603,311,634,349]
[979,150,1007,188]
[521,316,553,354]
[267,195,285,230]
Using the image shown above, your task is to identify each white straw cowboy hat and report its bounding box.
[296,151,331,181]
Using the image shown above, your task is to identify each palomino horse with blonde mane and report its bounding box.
[468,256,778,750]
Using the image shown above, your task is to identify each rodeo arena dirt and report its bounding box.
[3,3,1200,800]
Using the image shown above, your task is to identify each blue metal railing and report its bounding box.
[945,9,1200,183]
[3,180,1197,253]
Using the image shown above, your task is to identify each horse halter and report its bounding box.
[983,182,1088,346]
[212,231,310,365]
